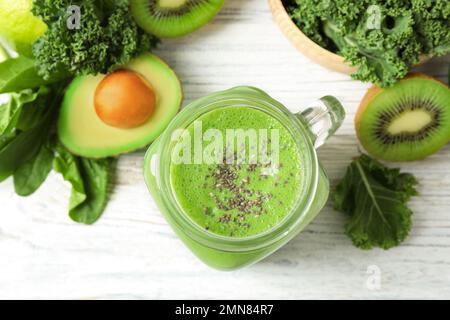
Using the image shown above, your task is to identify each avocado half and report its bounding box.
[58,53,183,158]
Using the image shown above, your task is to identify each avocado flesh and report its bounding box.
[58,53,183,158]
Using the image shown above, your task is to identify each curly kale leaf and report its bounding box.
[287,0,450,87]
[412,0,450,56]
[338,8,421,87]
[334,154,418,250]
[32,0,159,80]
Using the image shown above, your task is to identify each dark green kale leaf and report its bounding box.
[334,154,418,250]
[412,0,450,56]
[32,0,159,80]
[287,0,450,87]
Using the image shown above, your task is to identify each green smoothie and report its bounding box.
[170,106,306,238]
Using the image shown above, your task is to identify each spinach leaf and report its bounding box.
[0,56,56,93]
[0,44,9,63]
[0,126,46,181]
[0,96,12,134]
[0,131,17,182]
[53,144,115,224]
[0,89,43,134]
[13,140,55,196]
[53,143,87,209]
[334,154,418,250]
[70,157,114,224]
[0,131,17,150]
[15,88,53,131]
[0,86,60,183]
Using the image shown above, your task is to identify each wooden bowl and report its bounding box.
[268,0,428,75]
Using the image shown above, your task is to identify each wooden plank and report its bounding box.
[0,0,449,299]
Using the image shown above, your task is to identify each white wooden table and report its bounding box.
[1,0,450,300]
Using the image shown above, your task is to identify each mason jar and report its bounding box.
[144,86,345,270]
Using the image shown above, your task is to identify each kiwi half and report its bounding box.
[131,0,225,38]
[355,74,450,161]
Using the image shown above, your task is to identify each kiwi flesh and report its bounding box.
[131,0,225,38]
[355,73,450,161]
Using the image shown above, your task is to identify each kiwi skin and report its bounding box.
[131,0,225,38]
[355,73,450,162]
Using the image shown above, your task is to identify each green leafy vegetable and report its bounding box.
[0,56,55,93]
[0,43,9,62]
[0,89,42,134]
[53,143,86,210]
[0,87,57,181]
[71,157,114,224]
[287,0,450,87]
[0,129,44,182]
[32,0,159,80]
[14,139,54,196]
[53,143,115,224]
[334,154,418,250]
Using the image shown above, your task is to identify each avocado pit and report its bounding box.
[94,70,156,129]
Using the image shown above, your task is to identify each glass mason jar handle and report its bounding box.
[297,96,345,149]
